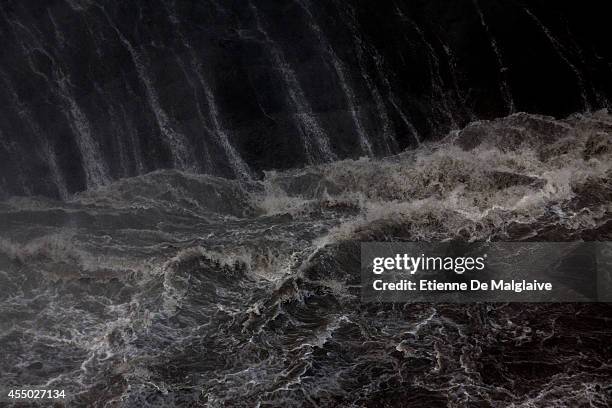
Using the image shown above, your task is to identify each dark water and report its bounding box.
[1,0,612,198]
[1,112,611,406]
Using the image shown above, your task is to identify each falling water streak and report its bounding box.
[198,72,253,179]
[248,1,336,164]
[0,129,31,196]
[171,51,215,174]
[47,9,111,185]
[49,5,105,195]
[81,13,105,60]
[562,23,607,109]
[43,141,70,199]
[441,42,476,121]
[472,0,515,114]
[389,99,421,145]
[56,74,114,188]
[413,1,472,121]
[368,42,421,147]
[0,72,70,199]
[394,5,459,124]
[2,11,111,189]
[524,8,591,112]
[163,0,252,180]
[120,74,146,175]
[81,5,140,178]
[335,2,403,152]
[98,7,198,172]
[295,0,373,157]
[93,83,130,178]
[0,71,68,198]
[370,48,421,147]
[393,0,472,123]
[349,35,392,154]
[63,0,87,12]
[46,6,110,187]
[47,8,66,47]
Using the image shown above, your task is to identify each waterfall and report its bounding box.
[333,2,401,152]
[199,76,253,180]
[295,0,373,157]
[0,129,30,195]
[120,75,147,175]
[99,7,198,172]
[393,3,458,130]
[0,0,608,199]
[249,1,336,164]
[524,8,591,111]
[82,5,143,176]
[2,9,110,189]
[389,98,421,145]
[1,71,69,199]
[92,80,147,178]
[163,0,252,180]
[171,51,215,174]
[42,141,70,199]
[472,0,515,114]
[49,7,111,188]
[56,74,113,188]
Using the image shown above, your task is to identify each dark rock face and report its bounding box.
[1,0,611,198]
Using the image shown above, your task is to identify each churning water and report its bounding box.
[1,111,611,406]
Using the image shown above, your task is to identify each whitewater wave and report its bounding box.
[254,110,611,244]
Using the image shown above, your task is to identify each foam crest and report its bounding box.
[254,111,611,243]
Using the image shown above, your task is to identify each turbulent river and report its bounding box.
[1,111,611,406]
